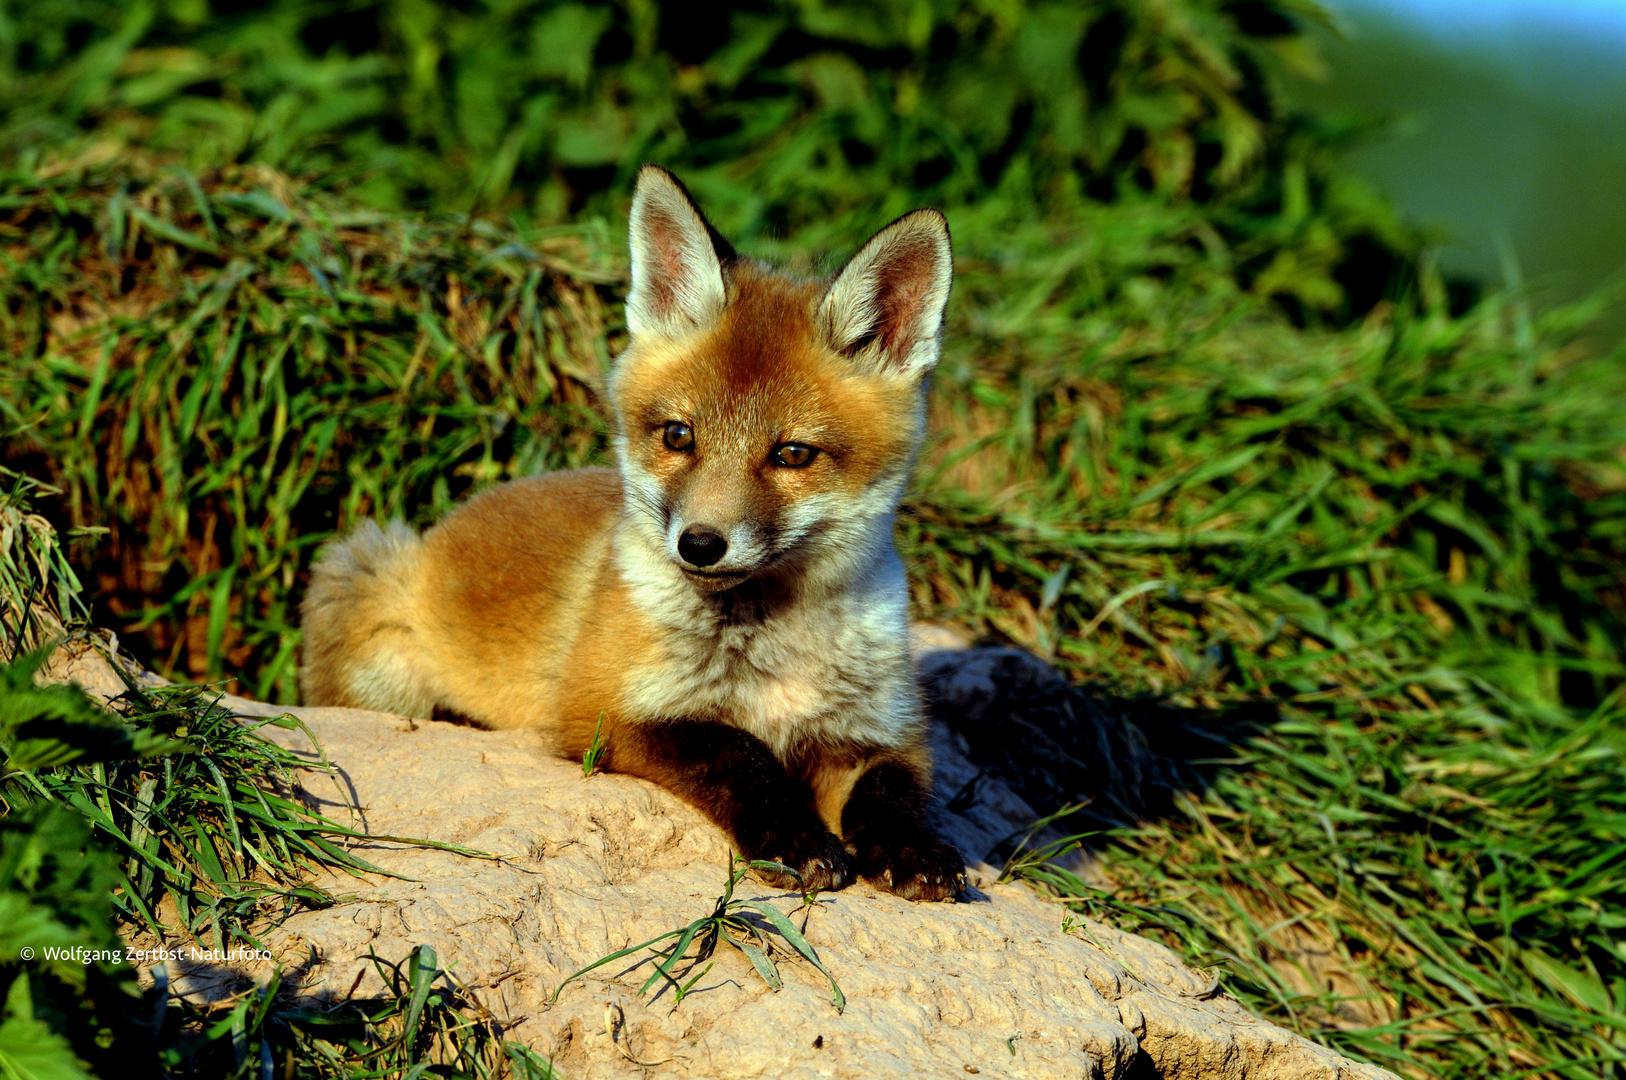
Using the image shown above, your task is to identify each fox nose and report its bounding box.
[678,526,728,567]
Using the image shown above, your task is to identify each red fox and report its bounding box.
[299,165,965,901]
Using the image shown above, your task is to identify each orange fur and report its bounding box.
[300,166,965,899]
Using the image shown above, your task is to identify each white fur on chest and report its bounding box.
[614,531,918,757]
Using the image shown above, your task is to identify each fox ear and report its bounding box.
[627,165,735,338]
[818,209,952,379]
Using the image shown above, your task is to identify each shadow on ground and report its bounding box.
[920,646,1273,855]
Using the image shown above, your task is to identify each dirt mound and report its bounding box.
[44,641,1395,1080]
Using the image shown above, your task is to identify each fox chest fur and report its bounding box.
[609,522,920,757]
[379,470,923,761]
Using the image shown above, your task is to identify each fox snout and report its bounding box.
[666,503,776,590]
[677,525,727,567]
[652,453,789,587]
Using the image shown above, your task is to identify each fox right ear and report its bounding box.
[818,208,952,380]
[626,166,734,339]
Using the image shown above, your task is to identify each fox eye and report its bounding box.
[663,421,694,451]
[772,443,819,468]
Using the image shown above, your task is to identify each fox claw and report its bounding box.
[746,825,856,893]
[852,828,965,902]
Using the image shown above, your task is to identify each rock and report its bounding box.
[41,640,1396,1080]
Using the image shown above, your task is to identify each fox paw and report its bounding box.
[744,823,856,894]
[851,828,966,902]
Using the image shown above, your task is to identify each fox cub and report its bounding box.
[300,165,965,901]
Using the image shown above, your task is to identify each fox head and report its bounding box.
[608,165,952,594]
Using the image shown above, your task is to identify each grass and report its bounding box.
[3,463,525,1077]
[0,469,93,655]
[155,945,560,1080]
[580,715,606,777]
[15,674,495,953]
[1,147,1623,1078]
[551,855,845,1014]
[3,466,491,954]
[1,152,617,698]
[1086,696,1626,1075]
[0,0,1415,326]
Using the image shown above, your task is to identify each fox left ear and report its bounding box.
[626,165,736,339]
[818,209,953,379]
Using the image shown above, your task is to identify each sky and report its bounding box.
[1330,0,1626,100]
[1302,0,1626,339]
[1339,0,1626,39]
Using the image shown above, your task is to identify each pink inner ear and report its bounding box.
[871,238,939,359]
[648,209,692,311]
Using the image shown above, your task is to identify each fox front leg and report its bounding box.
[604,719,856,893]
[842,761,967,902]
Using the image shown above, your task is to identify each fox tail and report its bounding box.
[299,520,437,716]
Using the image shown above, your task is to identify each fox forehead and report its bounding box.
[613,263,921,471]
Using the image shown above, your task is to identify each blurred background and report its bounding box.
[1300,0,1626,339]
[3,0,1620,336]
[6,0,1624,337]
